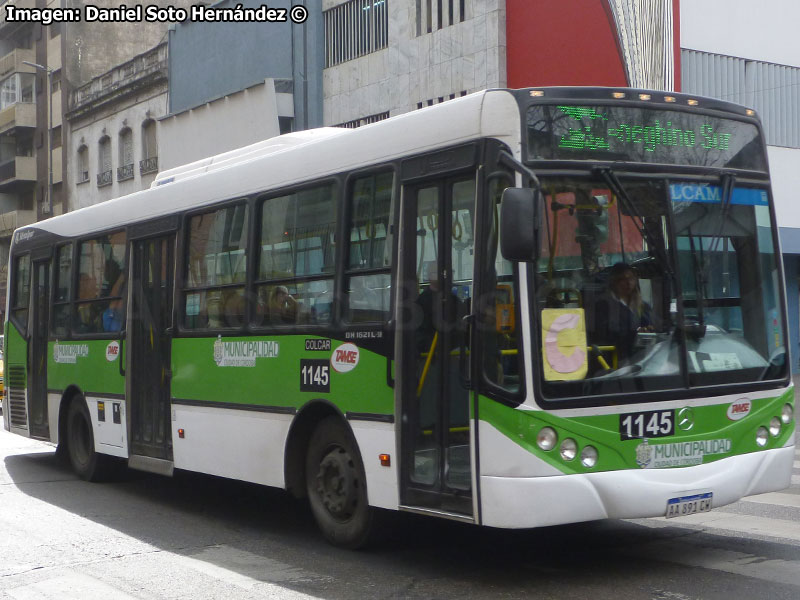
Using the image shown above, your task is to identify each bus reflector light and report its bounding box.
[687,99,699,106]
[638,94,651,101]
[781,403,793,424]
[379,454,391,467]
[664,96,677,103]
[612,92,626,99]
[580,446,598,468]
[537,427,557,451]
[530,90,545,97]
[769,417,781,437]
[560,438,577,461]
[746,109,756,116]
[756,427,769,447]
[178,428,185,438]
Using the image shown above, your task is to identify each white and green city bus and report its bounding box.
[3,87,795,547]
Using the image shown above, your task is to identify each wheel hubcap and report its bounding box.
[316,446,358,520]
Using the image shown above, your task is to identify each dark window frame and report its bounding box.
[50,242,74,338]
[10,252,32,335]
[180,198,251,333]
[342,168,396,325]
[251,179,340,331]
[71,229,128,339]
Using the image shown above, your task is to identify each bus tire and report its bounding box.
[305,416,372,549]
[66,396,110,482]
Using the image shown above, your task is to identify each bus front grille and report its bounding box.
[7,365,27,429]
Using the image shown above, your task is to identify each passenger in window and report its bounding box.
[594,263,653,361]
[268,285,298,324]
[102,299,124,332]
[222,289,246,328]
[102,274,126,332]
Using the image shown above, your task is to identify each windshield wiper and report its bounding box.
[594,167,675,279]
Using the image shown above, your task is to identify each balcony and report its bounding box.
[0,48,35,80]
[117,163,134,182]
[0,0,36,33]
[0,102,36,135]
[0,156,36,191]
[140,156,158,175]
[0,209,36,237]
[97,169,112,187]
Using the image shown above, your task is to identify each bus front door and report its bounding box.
[29,257,50,439]
[400,176,476,517]
[128,234,174,463]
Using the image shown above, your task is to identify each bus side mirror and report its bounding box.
[500,187,538,262]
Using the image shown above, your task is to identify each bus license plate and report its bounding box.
[665,492,713,518]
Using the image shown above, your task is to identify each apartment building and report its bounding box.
[66,42,167,210]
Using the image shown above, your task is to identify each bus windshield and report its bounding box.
[534,175,786,402]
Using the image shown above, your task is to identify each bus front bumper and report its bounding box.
[479,442,795,529]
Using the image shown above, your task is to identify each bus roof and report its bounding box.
[13,88,521,243]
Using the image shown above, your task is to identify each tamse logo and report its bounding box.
[726,399,752,421]
[331,342,359,373]
[106,341,120,362]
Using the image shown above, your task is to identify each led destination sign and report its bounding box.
[527,104,767,171]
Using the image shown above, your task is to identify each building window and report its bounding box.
[97,136,112,187]
[324,0,388,68]
[77,145,89,184]
[117,128,133,181]
[417,0,467,35]
[140,119,158,175]
[51,126,62,149]
[0,73,35,110]
[416,91,467,110]
[335,111,390,129]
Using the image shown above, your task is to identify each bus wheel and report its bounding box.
[67,396,109,481]
[305,417,372,548]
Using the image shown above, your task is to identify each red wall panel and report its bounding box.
[506,0,629,89]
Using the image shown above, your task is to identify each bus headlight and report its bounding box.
[580,445,598,468]
[769,417,781,437]
[559,438,577,461]
[781,403,793,425]
[537,427,557,451]
[756,427,769,447]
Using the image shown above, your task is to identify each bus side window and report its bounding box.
[10,253,31,334]
[344,171,393,323]
[74,232,126,335]
[52,244,73,338]
[183,202,249,330]
[254,183,338,327]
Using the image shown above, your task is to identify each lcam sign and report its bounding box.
[331,343,359,373]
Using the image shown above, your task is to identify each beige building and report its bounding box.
[66,42,167,210]
[322,0,506,126]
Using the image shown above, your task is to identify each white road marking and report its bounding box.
[623,538,800,587]
[170,545,327,598]
[741,491,800,508]
[650,510,800,542]
[8,573,139,600]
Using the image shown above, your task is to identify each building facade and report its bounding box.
[679,0,800,373]
[66,42,167,210]
[162,0,323,168]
